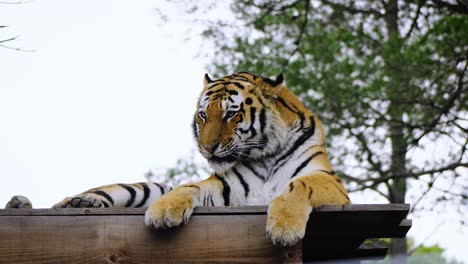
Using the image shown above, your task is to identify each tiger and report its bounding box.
[5,72,350,246]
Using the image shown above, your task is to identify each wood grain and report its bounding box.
[0,204,411,263]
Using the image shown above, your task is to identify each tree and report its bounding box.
[164,0,467,262]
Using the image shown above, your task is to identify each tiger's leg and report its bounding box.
[145,174,234,228]
[266,173,350,246]
[53,182,172,208]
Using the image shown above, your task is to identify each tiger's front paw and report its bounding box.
[53,193,105,208]
[266,195,311,247]
[145,193,194,229]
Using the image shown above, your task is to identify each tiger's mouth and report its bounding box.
[208,154,238,164]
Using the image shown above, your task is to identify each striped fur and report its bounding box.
[44,72,350,247]
[145,72,351,246]
[52,182,172,208]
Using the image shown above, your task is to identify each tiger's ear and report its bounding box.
[263,74,284,87]
[204,73,214,86]
[261,74,284,96]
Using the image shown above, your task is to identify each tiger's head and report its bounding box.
[192,72,289,174]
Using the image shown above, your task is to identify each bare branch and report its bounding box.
[410,61,467,149]
[348,161,468,193]
[404,0,423,40]
[0,36,18,44]
[409,174,443,213]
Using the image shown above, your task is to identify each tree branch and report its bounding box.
[0,36,18,44]
[348,161,468,192]
[281,0,310,71]
[404,0,423,40]
[409,173,443,213]
[248,0,304,27]
[321,0,383,17]
[410,61,467,149]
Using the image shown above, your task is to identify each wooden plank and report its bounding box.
[0,204,411,263]
[0,204,410,216]
[0,213,301,263]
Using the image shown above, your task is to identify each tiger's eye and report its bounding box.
[225,111,237,119]
[199,111,207,119]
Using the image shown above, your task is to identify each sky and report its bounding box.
[0,0,466,262]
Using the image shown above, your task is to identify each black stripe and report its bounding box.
[274,117,316,173]
[90,190,114,205]
[242,162,265,180]
[232,168,250,197]
[289,182,294,192]
[239,102,245,114]
[276,97,297,114]
[214,174,230,206]
[257,96,266,107]
[206,82,224,89]
[102,201,110,208]
[231,82,244,89]
[298,179,306,188]
[135,183,150,207]
[226,89,238,95]
[259,108,266,133]
[192,118,198,139]
[248,107,257,138]
[291,104,306,130]
[299,144,321,157]
[119,184,136,207]
[205,88,224,96]
[318,170,336,175]
[183,184,200,190]
[209,194,214,206]
[276,97,306,130]
[153,182,166,195]
[290,151,324,178]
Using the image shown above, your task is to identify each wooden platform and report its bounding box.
[0,204,411,263]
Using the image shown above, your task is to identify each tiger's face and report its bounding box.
[192,72,287,174]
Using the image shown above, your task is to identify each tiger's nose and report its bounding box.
[202,142,220,154]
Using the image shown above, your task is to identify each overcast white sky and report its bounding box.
[0,0,466,262]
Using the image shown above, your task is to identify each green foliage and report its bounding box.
[189,0,468,207]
